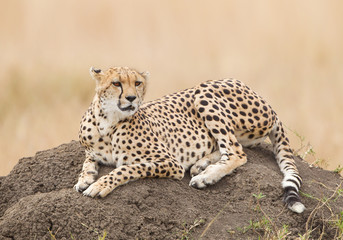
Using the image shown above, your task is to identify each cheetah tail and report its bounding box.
[269,119,305,213]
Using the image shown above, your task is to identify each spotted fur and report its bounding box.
[74,67,305,213]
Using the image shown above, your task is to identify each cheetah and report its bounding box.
[74,66,305,214]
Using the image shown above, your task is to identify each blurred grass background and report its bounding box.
[0,0,342,176]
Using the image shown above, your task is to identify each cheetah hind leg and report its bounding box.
[190,151,221,177]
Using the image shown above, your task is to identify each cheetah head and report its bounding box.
[90,66,149,119]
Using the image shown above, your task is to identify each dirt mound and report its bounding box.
[0,141,342,239]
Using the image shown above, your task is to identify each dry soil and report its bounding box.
[0,141,342,239]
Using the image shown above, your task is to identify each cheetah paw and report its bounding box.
[74,172,98,192]
[189,174,216,189]
[82,179,113,198]
[190,164,207,177]
[74,182,88,192]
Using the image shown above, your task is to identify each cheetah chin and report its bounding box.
[118,104,136,112]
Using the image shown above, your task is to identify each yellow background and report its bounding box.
[1,0,342,175]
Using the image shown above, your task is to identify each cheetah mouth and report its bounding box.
[118,104,136,112]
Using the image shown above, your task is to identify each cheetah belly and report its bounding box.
[160,129,217,170]
[235,130,268,147]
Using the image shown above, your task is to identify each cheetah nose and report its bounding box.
[126,96,137,102]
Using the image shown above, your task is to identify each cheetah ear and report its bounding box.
[89,67,104,82]
[140,71,150,80]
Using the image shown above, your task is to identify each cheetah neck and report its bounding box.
[93,95,122,137]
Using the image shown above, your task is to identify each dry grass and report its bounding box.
[1,0,342,175]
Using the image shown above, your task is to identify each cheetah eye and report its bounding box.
[112,82,121,87]
[135,81,142,87]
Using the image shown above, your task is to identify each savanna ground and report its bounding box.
[0,0,343,177]
[0,141,342,239]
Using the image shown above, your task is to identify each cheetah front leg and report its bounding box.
[83,158,185,197]
[74,154,99,192]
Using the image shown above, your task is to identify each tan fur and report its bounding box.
[74,67,304,213]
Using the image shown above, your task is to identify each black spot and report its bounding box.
[198,107,205,113]
[212,104,219,110]
[229,104,237,109]
[196,143,201,149]
[207,141,211,149]
[248,134,254,139]
[212,129,219,134]
[200,100,209,106]
[206,115,213,121]
[205,93,213,98]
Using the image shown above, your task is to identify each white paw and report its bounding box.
[82,182,102,197]
[74,173,97,192]
[190,164,205,177]
[82,180,113,198]
[189,174,216,189]
[74,181,89,192]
